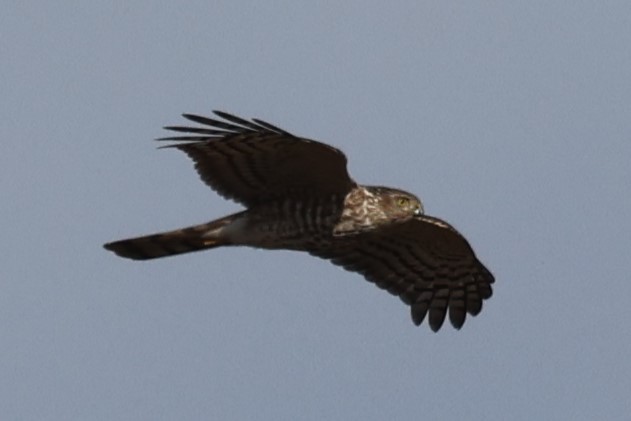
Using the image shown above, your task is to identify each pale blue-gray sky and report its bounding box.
[2,1,630,420]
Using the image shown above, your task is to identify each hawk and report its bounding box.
[104,111,494,331]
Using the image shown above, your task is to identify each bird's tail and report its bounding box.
[103,213,242,260]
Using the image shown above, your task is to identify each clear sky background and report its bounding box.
[2,2,630,420]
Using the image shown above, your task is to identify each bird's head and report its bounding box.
[367,186,424,220]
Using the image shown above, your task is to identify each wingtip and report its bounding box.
[212,110,229,118]
[181,113,198,121]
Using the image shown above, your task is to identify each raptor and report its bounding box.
[104,111,494,331]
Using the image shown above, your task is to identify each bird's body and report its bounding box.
[236,193,346,250]
[105,111,494,331]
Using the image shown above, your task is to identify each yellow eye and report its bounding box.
[396,197,410,208]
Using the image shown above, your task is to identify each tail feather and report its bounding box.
[104,214,238,260]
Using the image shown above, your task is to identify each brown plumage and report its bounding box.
[104,111,494,332]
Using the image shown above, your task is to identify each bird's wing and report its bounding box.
[312,215,494,331]
[158,111,356,206]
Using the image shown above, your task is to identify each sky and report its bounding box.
[2,1,630,420]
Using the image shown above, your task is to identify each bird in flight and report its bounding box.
[104,111,494,331]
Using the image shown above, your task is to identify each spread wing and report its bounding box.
[312,215,494,332]
[158,111,356,206]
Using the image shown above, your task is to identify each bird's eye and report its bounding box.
[396,197,410,208]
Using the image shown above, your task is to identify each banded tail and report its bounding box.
[104,214,240,260]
